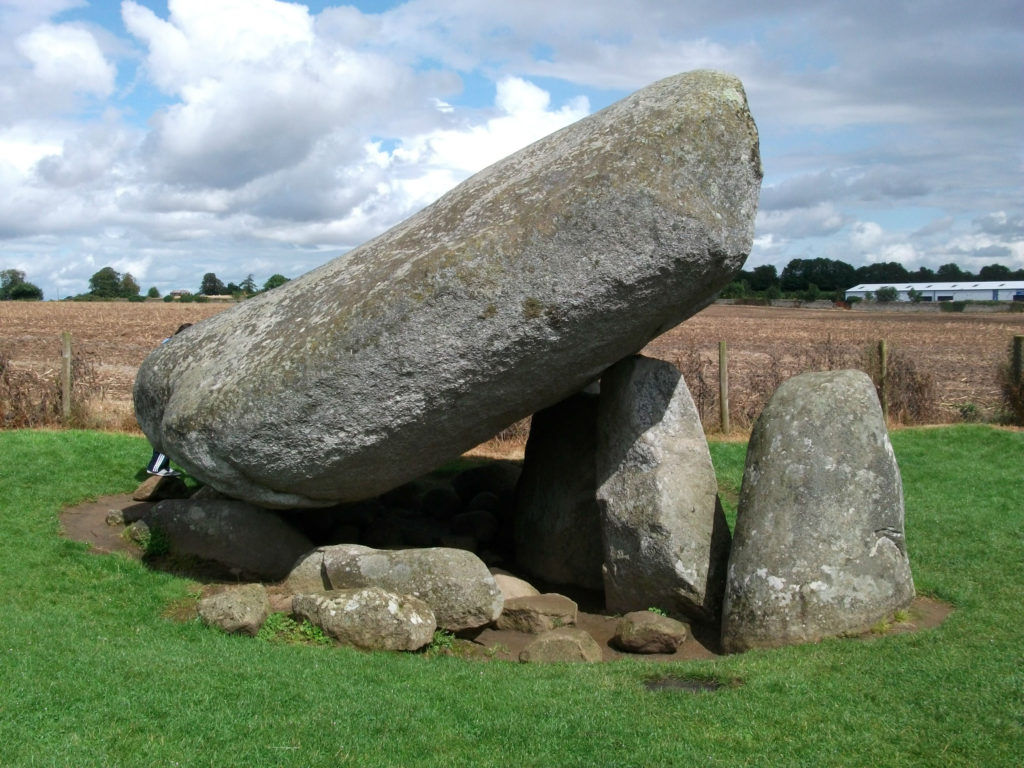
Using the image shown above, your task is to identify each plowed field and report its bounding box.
[2,300,1021,431]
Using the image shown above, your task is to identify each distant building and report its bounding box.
[169,289,191,299]
[845,281,1024,303]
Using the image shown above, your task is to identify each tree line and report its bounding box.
[723,258,1024,302]
[3,258,1023,303]
[0,266,291,302]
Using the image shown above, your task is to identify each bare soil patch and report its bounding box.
[60,490,951,661]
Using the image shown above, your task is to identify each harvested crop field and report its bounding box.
[2,300,1022,432]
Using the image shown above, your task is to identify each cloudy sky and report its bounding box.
[1,0,1021,298]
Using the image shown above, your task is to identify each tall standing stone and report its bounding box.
[514,391,604,590]
[596,355,731,622]
[134,70,761,508]
[721,370,915,653]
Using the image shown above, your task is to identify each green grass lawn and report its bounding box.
[0,426,1021,767]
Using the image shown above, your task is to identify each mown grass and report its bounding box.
[0,426,1021,767]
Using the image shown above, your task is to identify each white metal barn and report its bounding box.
[845,281,1024,303]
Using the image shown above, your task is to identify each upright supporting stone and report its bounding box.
[596,355,730,622]
[721,369,915,653]
[514,391,604,590]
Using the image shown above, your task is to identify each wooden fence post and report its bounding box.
[1013,335,1023,384]
[719,340,730,434]
[878,339,888,422]
[61,331,72,421]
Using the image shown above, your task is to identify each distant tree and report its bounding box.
[780,258,857,293]
[147,286,160,298]
[907,288,924,303]
[909,266,936,282]
[119,272,140,298]
[875,286,899,303]
[1,269,26,296]
[200,272,227,296]
[749,264,779,292]
[719,280,749,299]
[936,262,969,281]
[1,269,41,300]
[978,263,1012,280]
[225,282,241,294]
[88,267,122,298]
[263,273,290,291]
[7,281,43,300]
[855,261,910,285]
[239,274,257,295]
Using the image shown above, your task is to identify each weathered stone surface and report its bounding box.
[611,611,689,654]
[519,627,603,663]
[284,546,352,594]
[596,355,731,621]
[491,571,541,601]
[721,370,915,653]
[496,594,578,633]
[133,70,761,508]
[144,499,313,580]
[292,587,435,651]
[132,474,189,502]
[321,545,503,632]
[514,392,604,590]
[197,584,270,636]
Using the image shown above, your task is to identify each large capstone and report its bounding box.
[134,69,761,508]
[596,355,731,622]
[721,369,915,653]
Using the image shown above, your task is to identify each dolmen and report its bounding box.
[133,69,762,508]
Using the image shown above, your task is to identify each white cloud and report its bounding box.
[1,0,1022,299]
[850,221,884,251]
[15,23,115,97]
[390,77,589,181]
[756,203,846,242]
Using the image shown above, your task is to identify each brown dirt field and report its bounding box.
[3,300,1022,431]
[644,303,1024,427]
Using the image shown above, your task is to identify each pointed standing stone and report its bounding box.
[596,355,731,622]
[721,370,915,653]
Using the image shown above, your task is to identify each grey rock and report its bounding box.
[596,355,730,621]
[144,499,313,580]
[320,545,503,632]
[519,627,603,663]
[496,594,578,633]
[133,70,761,508]
[197,584,270,636]
[611,611,689,654]
[721,370,915,653]
[132,474,189,502]
[491,571,541,601]
[514,392,604,590]
[283,547,332,594]
[292,587,435,651]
